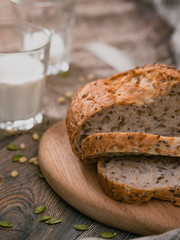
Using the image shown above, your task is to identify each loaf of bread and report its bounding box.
[97,156,180,206]
[66,64,180,158]
[81,132,180,162]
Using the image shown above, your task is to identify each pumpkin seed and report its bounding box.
[6,144,18,151]
[45,217,62,224]
[60,70,69,77]
[100,231,116,239]
[0,221,12,228]
[34,205,46,214]
[74,224,89,231]
[39,216,51,222]
[12,154,22,162]
[38,173,45,179]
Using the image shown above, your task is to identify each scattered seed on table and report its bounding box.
[32,133,39,141]
[74,224,89,231]
[100,231,116,239]
[34,205,46,214]
[29,157,38,163]
[38,172,45,179]
[65,91,73,100]
[78,76,85,83]
[10,170,18,178]
[87,73,94,81]
[45,217,62,224]
[6,144,18,151]
[7,129,15,134]
[57,97,66,104]
[60,70,69,77]
[39,216,51,222]
[19,143,26,150]
[33,159,39,166]
[0,221,12,228]
[19,157,28,164]
[12,154,22,162]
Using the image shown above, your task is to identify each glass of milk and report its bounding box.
[0,23,51,131]
[11,0,76,75]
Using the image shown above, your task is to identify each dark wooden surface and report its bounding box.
[0,131,138,240]
[0,0,176,239]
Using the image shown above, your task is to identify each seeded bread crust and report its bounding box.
[81,132,180,163]
[97,157,180,206]
[66,64,180,158]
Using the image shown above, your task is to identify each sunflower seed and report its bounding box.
[10,170,18,178]
[32,133,39,141]
[19,143,26,150]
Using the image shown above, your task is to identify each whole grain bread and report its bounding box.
[97,156,180,206]
[66,64,180,158]
[81,132,180,163]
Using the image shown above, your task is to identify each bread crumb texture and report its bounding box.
[98,156,180,206]
[66,64,180,157]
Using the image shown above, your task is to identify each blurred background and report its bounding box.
[0,0,179,123]
[0,1,180,239]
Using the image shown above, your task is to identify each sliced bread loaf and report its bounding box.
[66,64,180,158]
[81,132,180,163]
[97,156,180,206]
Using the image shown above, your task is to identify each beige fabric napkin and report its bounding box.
[133,228,180,240]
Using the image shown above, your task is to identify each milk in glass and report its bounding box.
[0,55,45,122]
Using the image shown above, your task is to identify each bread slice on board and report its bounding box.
[66,64,180,158]
[81,132,180,163]
[97,156,180,206]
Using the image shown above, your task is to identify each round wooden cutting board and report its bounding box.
[38,120,180,236]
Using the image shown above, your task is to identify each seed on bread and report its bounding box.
[66,64,180,158]
[97,155,180,206]
[81,132,180,163]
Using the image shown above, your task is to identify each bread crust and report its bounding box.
[97,159,180,206]
[81,132,180,163]
[66,64,180,157]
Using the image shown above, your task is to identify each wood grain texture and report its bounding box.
[39,120,180,236]
[0,0,177,239]
[0,131,137,240]
[0,134,92,240]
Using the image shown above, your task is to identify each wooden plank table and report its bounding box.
[0,0,176,239]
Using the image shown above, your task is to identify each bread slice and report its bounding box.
[97,156,180,206]
[66,64,180,158]
[81,132,180,163]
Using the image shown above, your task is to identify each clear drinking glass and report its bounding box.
[0,23,51,131]
[11,0,76,75]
